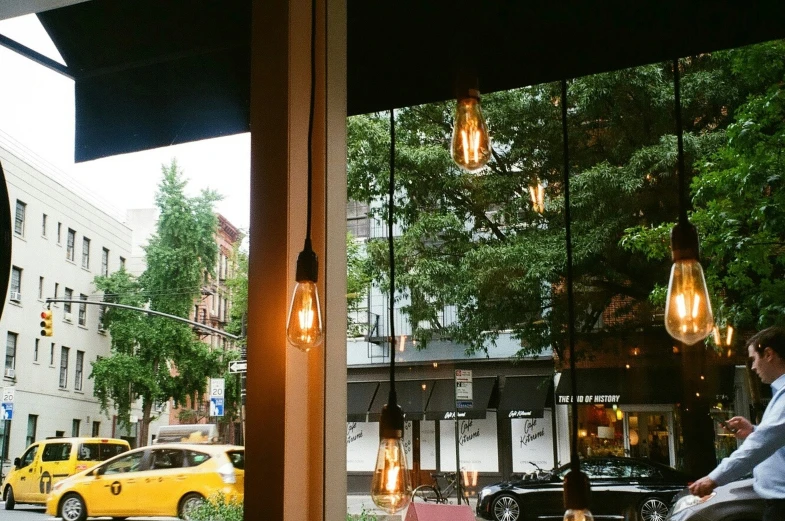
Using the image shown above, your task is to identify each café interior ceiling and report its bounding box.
[21,0,785,161]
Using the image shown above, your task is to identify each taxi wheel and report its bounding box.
[178,492,205,521]
[3,486,15,510]
[60,493,87,521]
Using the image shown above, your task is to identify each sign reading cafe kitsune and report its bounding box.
[511,411,555,473]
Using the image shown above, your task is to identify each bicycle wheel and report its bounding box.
[412,485,440,503]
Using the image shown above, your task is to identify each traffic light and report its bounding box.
[40,309,54,337]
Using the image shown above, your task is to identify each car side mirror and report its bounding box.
[13,457,20,467]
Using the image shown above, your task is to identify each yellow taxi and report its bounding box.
[2,437,129,509]
[46,442,244,521]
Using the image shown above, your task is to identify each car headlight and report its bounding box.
[671,492,715,516]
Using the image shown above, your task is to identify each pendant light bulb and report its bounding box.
[286,242,323,351]
[563,509,595,521]
[563,469,593,521]
[451,89,491,172]
[371,401,412,513]
[664,222,713,345]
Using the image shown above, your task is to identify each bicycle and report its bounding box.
[412,471,471,506]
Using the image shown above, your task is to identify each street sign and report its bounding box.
[209,378,225,417]
[2,386,15,404]
[1,403,12,420]
[2,387,14,420]
[455,369,473,401]
[228,360,247,373]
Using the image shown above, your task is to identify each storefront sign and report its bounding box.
[440,413,499,472]
[557,394,621,404]
[420,421,436,469]
[346,421,379,471]
[511,411,554,473]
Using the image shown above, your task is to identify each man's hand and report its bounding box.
[689,476,717,497]
[726,416,754,439]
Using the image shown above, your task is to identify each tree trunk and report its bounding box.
[140,399,153,447]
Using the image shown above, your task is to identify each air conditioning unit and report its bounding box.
[4,368,15,379]
[9,291,21,302]
[63,312,74,323]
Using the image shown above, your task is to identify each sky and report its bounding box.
[0,14,251,232]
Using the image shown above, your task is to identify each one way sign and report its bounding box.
[228,360,247,373]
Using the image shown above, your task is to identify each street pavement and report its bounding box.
[348,495,481,520]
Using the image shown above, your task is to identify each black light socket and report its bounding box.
[563,469,591,510]
[379,390,405,439]
[670,221,700,262]
[295,239,319,283]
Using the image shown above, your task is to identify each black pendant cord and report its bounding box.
[561,79,579,473]
[388,108,397,395]
[305,0,317,246]
[673,58,688,228]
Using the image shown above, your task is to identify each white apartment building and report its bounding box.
[0,143,163,462]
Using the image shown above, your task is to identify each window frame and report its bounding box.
[75,350,84,391]
[82,237,91,269]
[66,228,76,261]
[14,200,26,236]
[5,332,17,370]
[59,346,70,388]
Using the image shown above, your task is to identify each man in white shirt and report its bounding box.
[689,326,785,521]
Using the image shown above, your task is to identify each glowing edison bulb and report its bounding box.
[529,183,545,213]
[371,437,412,513]
[451,89,491,172]
[286,280,323,351]
[564,509,594,521]
[664,259,713,344]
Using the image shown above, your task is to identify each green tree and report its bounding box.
[92,160,231,446]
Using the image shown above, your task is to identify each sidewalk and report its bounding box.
[347,495,480,520]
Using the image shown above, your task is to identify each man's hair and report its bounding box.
[747,326,785,359]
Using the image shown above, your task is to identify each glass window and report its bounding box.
[98,305,106,331]
[82,237,90,269]
[91,421,101,437]
[42,442,72,462]
[19,444,39,468]
[6,332,17,370]
[34,338,39,362]
[26,415,37,447]
[185,450,211,467]
[57,222,62,244]
[347,200,370,238]
[151,448,185,470]
[102,248,109,276]
[581,459,631,479]
[103,451,145,475]
[14,200,26,236]
[120,256,126,270]
[66,229,76,261]
[72,419,81,437]
[42,214,47,237]
[630,462,661,478]
[10,266,21,295]
[227,450,245,469]
[78,442,126,461]
[78,294,88,326]
[64,288,73,313]
[75,350,84,391]
[49,343,55,366]
[59,346,69,388]
[38,276,44,299]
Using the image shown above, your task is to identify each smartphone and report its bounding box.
[717,419,736,433]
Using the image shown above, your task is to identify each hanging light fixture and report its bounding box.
[560,79,594,521]
[451,73,492,172]
[370,109,412,513]
[286,0,323,351]
[529,179,545,213]
[664,58,713,345]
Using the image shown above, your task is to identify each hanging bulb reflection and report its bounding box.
[451,89,491,172]
[564,509,594,521]
[286,280,323,350]
[664,259,713,344]
[529,182,545,213]
[371,436,412,513]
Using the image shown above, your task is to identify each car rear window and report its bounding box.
[78,442,128,461]
[42,442,72,462]
[227,450,244,469]
[185,450,211,467]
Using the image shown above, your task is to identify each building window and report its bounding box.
[92,421,100,436]
[78,294,88,326]
[120,256,126,270]
[66,229,76,261]
[14,200,26,236]
[38,276,44,300]
[0,420,8,459]
[42,214,47,237]
[50,342,55,366]
[64,288,73,313]
[98,306,107,331]
[72,419,81,437]
[75,350,84,391]
[34,339,39,362]
[59,346,70,388]
[57,222,62,244]
[54,282,59,300]
[101,248,109,276]
[347,200,370,238]
[82,237,91,269]
[10,267,21,301]
[26,414,38,448]
[5,332,17,371]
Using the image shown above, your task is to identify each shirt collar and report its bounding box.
[771,373,785,394]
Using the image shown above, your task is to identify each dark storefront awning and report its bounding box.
[347,382,380,422]
[498,375,553,419]
[424,377,499,421]
[368,380,434,422]
[555,366,736,405]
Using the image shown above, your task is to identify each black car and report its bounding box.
[476,457,691,521]
[667,477,763,520]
